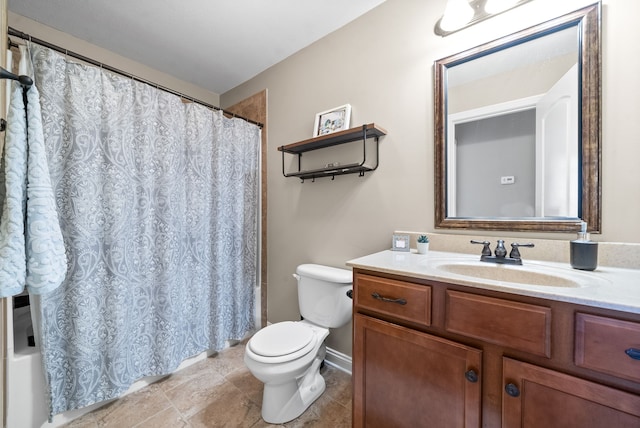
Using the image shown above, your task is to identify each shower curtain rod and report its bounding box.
[8,27,263,128]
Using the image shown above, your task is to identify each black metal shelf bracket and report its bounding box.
[280,124,385,182]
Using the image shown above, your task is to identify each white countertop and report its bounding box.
[347,250,640,314]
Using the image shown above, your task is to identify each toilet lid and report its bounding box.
[249,321,314,357]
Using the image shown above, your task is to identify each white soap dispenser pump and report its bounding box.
[570,221,598,271]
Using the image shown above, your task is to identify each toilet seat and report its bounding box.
[248,321,317,364]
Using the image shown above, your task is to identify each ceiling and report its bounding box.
[8,0,386,94]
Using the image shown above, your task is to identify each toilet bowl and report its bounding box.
[244,264,352,424]
[244,321,329,423]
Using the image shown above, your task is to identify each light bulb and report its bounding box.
[484,0,519,14]
[440,0,475,32]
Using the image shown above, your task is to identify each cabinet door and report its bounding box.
[353,314,482,428]
[502,357,640,427]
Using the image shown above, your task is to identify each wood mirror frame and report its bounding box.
[434,3,601,233]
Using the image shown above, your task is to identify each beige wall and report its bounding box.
[221,0,640,356]
[8,12,220,106]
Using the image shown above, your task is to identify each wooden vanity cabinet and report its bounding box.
[352,269,640,428]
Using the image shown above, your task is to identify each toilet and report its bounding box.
[244,264,352,424]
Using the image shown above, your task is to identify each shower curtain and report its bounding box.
[27,43,260,416]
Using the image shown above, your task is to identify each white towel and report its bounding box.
[0,82,67,297]
[0,85,28,297]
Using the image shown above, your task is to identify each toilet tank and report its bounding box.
[295,264,353,328]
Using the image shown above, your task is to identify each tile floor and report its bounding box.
[63,341,352,428]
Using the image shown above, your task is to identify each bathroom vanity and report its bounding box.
[348,250,640,427]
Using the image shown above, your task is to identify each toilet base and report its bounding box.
[261,355,326,424]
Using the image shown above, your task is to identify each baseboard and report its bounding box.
[325,346,352,375]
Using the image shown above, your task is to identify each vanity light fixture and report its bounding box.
[435,0,533,36]
[439,0,475,32]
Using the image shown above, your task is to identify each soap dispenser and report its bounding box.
[570,221,598,271]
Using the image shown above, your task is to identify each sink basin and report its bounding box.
[434,262,581,288]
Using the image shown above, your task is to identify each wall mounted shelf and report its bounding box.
[278,123,387,182]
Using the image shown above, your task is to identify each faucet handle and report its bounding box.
[509,242,535,259]
[494,239,507,258]
[470,240,492,256]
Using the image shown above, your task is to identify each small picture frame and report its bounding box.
[392,234,411,252]
[313,104,351,137]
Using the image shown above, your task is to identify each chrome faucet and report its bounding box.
[470,240,534,265]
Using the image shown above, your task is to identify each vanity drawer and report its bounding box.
[354,274,431,326]
[446,290,551,357]
[575,313,640,383]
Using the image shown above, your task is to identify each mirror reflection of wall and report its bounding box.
[445,26,579,219]
[454,109,536,217]
[448,27,578,114]
[449,62,579,219]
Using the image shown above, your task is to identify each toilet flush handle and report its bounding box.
[293,273,300,281]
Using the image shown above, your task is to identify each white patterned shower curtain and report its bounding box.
[28,43,260,416]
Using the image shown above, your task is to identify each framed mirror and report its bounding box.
[434,3,601,232]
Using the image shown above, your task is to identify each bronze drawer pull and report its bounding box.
[625,348,640,360]
[371,292,407,305]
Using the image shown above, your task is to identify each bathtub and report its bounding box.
[6,296,109,427]
[5,295,230,427]
[6,295,49,428]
